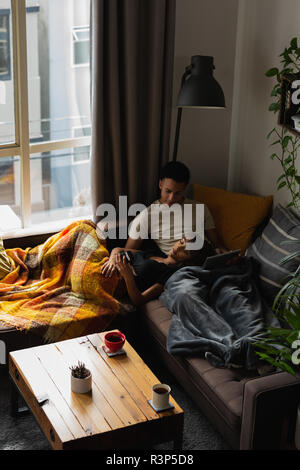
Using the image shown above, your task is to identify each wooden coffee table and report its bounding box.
[9,330,184,450]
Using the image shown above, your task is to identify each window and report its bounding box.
[0,4,14,146]
[72,126,91,163]
[0,0,92,236]
[72,25,90,66]
[0,11,11,80]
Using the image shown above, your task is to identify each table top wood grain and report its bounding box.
[9,330,184,450]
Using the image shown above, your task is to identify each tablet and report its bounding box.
[203,249,241,269]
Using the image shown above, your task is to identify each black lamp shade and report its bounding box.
[177,55,225,109]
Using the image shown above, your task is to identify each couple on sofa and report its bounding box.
[101,161,231,306]
[102,162,274,370]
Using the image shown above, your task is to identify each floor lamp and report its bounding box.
[172,55,226,162]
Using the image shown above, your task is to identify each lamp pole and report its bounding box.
[172,107,182,162]
[172,67,191,162]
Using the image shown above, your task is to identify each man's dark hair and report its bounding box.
[160,161,190,185]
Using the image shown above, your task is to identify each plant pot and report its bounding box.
[71,371,92,393]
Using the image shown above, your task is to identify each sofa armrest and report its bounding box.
[240,371,300,449]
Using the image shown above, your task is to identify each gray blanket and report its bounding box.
[159,258,280,370]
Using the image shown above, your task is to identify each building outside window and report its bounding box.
[0,10,10,80]
[0,0,92,235]
[72,25,90,67]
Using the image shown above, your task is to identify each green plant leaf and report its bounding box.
[267,128,276,139]
[271,87,281,97]
[266,67,279,77]
[269,102,281,113]
[277,174,286,183]
[277,181,287,190]
[265,327,293,337]
[271,139,281,146]
[286,167,296,176]
[291,37,298,49]
[279,250,300,265]
[282,135,292,148]
[284,310,300,329]
[283,155,292,165]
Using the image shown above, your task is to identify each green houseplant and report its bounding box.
[70,361,92,393]
[266,37,300,210]
[255,242,300,376]
[254,38,300,376]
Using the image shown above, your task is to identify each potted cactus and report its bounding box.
[70,361,92,393]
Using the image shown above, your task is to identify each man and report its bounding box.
[102,161,227,277]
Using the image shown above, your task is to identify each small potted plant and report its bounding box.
[70,361,92,393]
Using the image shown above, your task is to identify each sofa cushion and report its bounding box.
[193,184,273,254]
[141,299,257,430]
[246,205,300,302]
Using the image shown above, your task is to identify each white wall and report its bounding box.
[171,0,239,190]
[228,0,300,206]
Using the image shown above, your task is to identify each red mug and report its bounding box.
[104,331,126,353]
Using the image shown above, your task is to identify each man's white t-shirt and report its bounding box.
[128,198,215,256]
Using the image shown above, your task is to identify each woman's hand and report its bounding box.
[115,254,134,280]
[101,259,117,277]
[101,247,123,277]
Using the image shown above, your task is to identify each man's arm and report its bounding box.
[205,228,228,253]
[125,237,143,250]
[126,207,149,251]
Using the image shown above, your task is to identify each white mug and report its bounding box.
[152,383,171,409]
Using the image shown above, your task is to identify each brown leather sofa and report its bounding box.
[2,231,300,450]
[139,299,300,450]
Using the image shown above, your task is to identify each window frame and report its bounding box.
[0,0,92,234]
[71,25,90,68]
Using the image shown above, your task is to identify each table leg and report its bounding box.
[173,432,183,450]
[9,377,29,417]
[173,437,183,450]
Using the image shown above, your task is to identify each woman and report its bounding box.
[104,238,215,306]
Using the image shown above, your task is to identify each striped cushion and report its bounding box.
[246,205,300,302]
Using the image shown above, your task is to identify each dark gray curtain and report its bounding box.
[90,0,176,220]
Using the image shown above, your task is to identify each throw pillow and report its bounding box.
[193,184,273,253]
[246,204,300,302]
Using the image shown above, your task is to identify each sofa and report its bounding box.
[138,299,300,449]
[134,193,300,450]
[1,189,300,450]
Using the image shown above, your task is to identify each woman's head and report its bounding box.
[168,237,214,266]
[168,238,199,263]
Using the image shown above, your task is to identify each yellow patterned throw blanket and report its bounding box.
[0,220,121,342]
